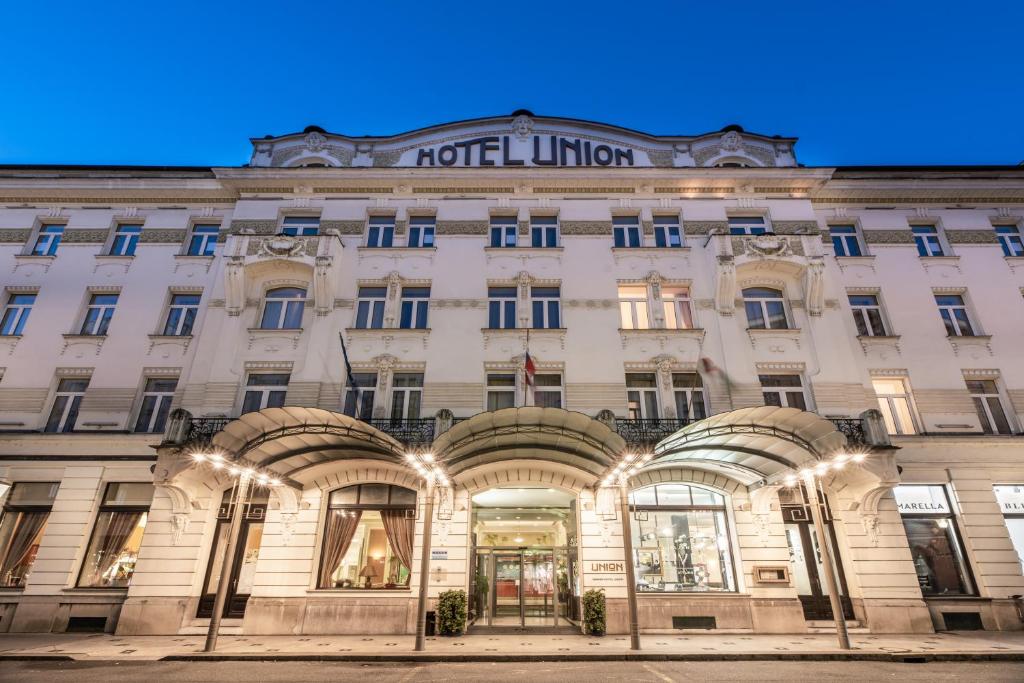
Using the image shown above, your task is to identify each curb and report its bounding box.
[156,652,1024,663]
[0,655,75,661]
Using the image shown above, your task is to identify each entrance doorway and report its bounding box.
[781,487,853,621]
[197,490,267,619]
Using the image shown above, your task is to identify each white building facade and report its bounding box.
[0,112,1023,638]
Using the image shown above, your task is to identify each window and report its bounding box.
[487,287,517,329]
[967,379,1012,435]
[848,294,888,336]
[31,224,63,256]
[934,294,975,336]
[80,293,118,335]
[913,226,945,256]
[486,373,516,411]
[628,483,736,593]
[162,293,200,336]
[343,372,377,420]
[134,378,178,433]
[672,373,707,420]
[260,287,306,330]
[626,373,659,419]
[44,378,88,433]
[728,216,767,235]
[653,216,683,248]
[533,373,563,409]
[760,374,807,410]
[0,293,35,336]
[77,483,153,588]
[872,378,917,435]
[355,287,387,329]
[996,225,1024,257]
[109,224,141,256]
[0,482,59,587]
[662,287,694,330]
[241,373,289,413]
[399,287,429,329]
[390,373,423,420]
[894,485,974,596]
[489,217,517,248]
[830,225,862,257]
[613,216,641,247]
[994,485,1024,570]
[186,224,219,256]
[281,216,320,236]
[743,288,788,330]
[366,216,395,248]
[530,216,559,248]
[408,216,435,248]
[318,484,416,589]
[530,287,561,329]
[618,286,650,330]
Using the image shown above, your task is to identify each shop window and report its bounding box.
[872,378,918,435]
[186,224,219,256]
[343,372,377,419]
[260,287,306,330]
[489,217,517,248]
[626,373,659,419]
[241,373,289,413]
[281,216,320,236]
[366,216,395,247]
[408,216,435,248]
[994,485,1024,570]
[613,216,642,247]
[318,484,416,589]
[0,482,59,587]
[530,216,559,248]
[743,288,788,329]
[618,285,650,330]
[966,379,1012,435]
[77,483,153,588]
[760,374,807,410]
[486,373,516,411]
[894,485,975,596]
[487,287,517,329]
[109,224,141,256]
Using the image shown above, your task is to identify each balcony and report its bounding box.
[175,414,434,450]
[614,418,694,446]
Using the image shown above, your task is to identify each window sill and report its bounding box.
[611,246,691,253]
[13,254,56,275]
[309,588,413,594]
[946,334,993,356]
[919,255,961,274]
[484,246,564,253]
[15,254,57,261]
[1004,256,1024,272]
[94,254,135,260]
[62,587,130,594]
[358,246,437,253]
[61,333,107,356]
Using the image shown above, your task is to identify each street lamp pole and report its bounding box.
[617,479,641,651]
[414,476,436,652]
[801,472,851,650]
[204,473,252,653]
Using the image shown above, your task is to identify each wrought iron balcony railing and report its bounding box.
[614,418,693,447]
[365,418,435,446]
[826,418,867,447]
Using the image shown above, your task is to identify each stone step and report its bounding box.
[179,618,243,636]
[805,620,869,634]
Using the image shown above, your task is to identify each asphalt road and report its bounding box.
[1,660,1023,682]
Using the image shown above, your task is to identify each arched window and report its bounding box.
[742,287,789,330]
[259,287,306,330]
[318,483,417,590]
[628,483,736,593]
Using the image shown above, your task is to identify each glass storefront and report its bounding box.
[894,485,975,596]
[78,482,153,588]
[994,485,1024,571]
[0,482,59,588]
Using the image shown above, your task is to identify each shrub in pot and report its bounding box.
[437,589,467,636]
[582,588,606,636]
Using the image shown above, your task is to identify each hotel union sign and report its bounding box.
[413,134,637,167]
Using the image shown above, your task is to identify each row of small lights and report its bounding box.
[601,452,654,488]
[192,452,283,487]
[782,451,868,487]
[405,452,449,486]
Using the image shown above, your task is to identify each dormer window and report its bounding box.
[281,216,320,236]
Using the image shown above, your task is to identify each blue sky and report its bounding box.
[1,0,1021,167]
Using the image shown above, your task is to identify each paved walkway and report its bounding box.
[1,631,1024,661]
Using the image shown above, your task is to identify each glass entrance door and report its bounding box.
[198,496,266,619]
[783,500,853,621]
[481,548,569,627]
[492,551,522,625]
[523,549,554,623]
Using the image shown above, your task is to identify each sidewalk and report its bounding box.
[2,631,1024,662]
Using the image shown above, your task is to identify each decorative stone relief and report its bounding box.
[512,114,534,140]
[170,513,190,546]
[715,256,736,314]
[804,257,825,316]
[224,257,245,315]
[279,511,298,546]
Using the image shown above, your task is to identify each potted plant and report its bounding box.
[472,572,489,621]
[437,589,467,636]
[582,589,606,636]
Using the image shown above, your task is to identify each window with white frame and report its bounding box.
[743,287,788,329]
[728,216,767,235]
[241,373,289,413]
[662,287,694,330]
[281,216,320,236]
[343,372,377,420]
[44,377,89,433]
[80,293,118,335]
[530,286,561,329]
[486,373,516,411]
[872,377,917,435]
[260,287,306,330]
[134,378,178,433]
[109,224,141,256]
[996,225,1024,257]
[934,294,976,336]
[77,482,153,588]
[390,373,423,420]
[913,226,945,256]
[653,216,683,248]
[532,373,563,409]
[829,225,863,257]
[162,292,200,336]
[613,216,642,247]
[399,287,429,329]
[487,287,517,329]
[489,216,517,248]
[759,374,807,410]
[626,373,659,419]
[966,379,1012,435]
[0,292,35,336]
[366,216,395,248]
[186,224,219,256]
[31,224,64,256]
[848,294,888,336]
[530,216,559,247]
[407,216,435,248]
[355,287,387,329]
[672,372,707,420]
[618,285,650,329]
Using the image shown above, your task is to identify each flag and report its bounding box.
[523,329,536,407]
[339,333,361,416]
[698,356,731,396]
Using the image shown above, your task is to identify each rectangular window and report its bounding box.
[77,483,153,588]
[872,377,917,435]
[399,287,429,329]
[994,486,1024,570]
[0,482,59,587]
[281,216,320,236]
[366,216,395,248]
[487,287,517,329]
[613,216,642,247]
[672,373,706,420]
[241,373,289,413]
[662,287,694,330]
[134,378,178,433]
[486,373,516,411]
[163,293,200,336]
[186,224,219,256]
[44,378,89,433]
[80,293,118,335]
[31,224,63,256]
[913,226,945,256]
[743,288,788,330]
[894,485,975,596]
[626,373,659,419]
[934,294,975,336]
[760,374,807,410]
[109,224,142,256]
[533,373,563,409]
[830,225,862,257]
[530,286,561,329]
[407,216,435,248]
[728,216,767,235]
[260,287,306,330]
[355,287,387,329]
[530,216,559,248]
[618,285,650,330]
[489,217,517,248]
[343,372,377,419]
[0,293,35,336]
[996,225,1024,257]
[390,373,423,420]
[653,216,683,248]
[848,294,888,336]
[967,379,1012,435]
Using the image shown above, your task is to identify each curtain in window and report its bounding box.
[380,509,414,582]
[94,511,144,582]
[318,510,362,587]
[0,512,47,584]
